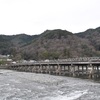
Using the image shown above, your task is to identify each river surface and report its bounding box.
[0,69,100,100]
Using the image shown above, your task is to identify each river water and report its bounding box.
[0,69,100,100]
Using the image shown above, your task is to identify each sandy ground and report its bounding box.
[0,69,100,100]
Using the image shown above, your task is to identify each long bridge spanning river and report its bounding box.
[1,57,100,79]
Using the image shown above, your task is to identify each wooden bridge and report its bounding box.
[1,59,100,80]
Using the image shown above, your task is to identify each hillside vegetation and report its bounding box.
[0,27,100,60]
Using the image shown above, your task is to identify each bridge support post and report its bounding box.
[70,64,75,77]
[88,64,94,79]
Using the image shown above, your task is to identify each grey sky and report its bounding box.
[0,0,100,35]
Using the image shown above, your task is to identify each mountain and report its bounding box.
[0,27,100,60]
[0,35,13,55]
[76,27,100,51]
[20,28,100,60]
[0,34,34,57]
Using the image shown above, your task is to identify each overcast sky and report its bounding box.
[0,0,100,35]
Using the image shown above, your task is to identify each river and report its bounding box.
[0,69,100,100]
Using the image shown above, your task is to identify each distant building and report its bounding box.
[0,55,12,65]
[0,55,8,59]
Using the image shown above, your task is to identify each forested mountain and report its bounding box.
[76,27,100,51]
[0,34,34,57]
[0,27,100,60]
